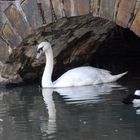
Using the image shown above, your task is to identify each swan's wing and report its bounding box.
[94,67,111,74]
[53,66,125,87]
[53,66,103,87]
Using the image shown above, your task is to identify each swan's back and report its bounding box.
[53,66,114,87]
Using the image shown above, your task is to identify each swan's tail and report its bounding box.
[111,71,128,82]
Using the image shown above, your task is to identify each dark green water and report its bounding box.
[0,78,140,140]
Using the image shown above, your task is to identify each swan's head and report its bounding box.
[36,41,51,59]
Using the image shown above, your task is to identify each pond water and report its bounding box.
[0,78,140,140]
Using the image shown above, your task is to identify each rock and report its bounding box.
[0,37,9,62]
[0,62,23,85]
[2,22,22,47]
[38,0,52,24]
[130,7,140,36]
[21,0,43,28]
[4,4,31,39]
[116,0,136,28]
[99,0,116,20]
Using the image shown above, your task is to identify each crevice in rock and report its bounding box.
[37,2,46,24]
[90,25,140,78]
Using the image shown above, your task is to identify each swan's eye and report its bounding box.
[37,47,43,53]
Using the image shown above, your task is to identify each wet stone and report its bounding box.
[2,22,22,47]
[116,0,136,28]
[0,7,2,30]
[76,0,90,16]
[21,0,43,29]
[91,0,100,16]
[130,7,140,36]
[63,0,72,17]
[38,0,52,24]
[51,0,64,19]
[4,4,30,39]
[99,0,116,20]
[0,37,9,62]
[64,0,90,17]
[63,0,78,17]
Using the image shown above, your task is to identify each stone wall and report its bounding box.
[0,0,140,62]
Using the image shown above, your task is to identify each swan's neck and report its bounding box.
[42,47,53,88]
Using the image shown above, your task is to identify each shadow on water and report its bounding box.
[0,82,140,140]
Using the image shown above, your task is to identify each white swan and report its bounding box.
[36,41,127,88]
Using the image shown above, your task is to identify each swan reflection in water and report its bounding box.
[41,88,56,137]
[41,83,125,136]
[54,83,125,104]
